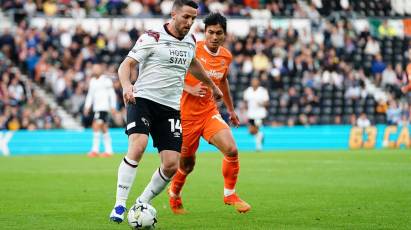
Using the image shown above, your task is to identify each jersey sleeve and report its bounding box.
[127,33,157,63]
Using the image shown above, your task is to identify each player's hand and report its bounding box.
[228,111,240,127]
[123,85,136,105]
[211,85,223,102]
[83,108,90,116]
[190,82,208,97]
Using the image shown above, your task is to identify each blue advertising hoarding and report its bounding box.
[0,125,409,156]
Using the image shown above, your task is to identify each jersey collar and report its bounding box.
[163,23,184,41]
[203,43,221,56]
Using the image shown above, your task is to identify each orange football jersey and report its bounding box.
[180,41,233,120]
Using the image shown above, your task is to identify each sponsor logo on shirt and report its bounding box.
[205,70,224,80]
[169,49,189,65]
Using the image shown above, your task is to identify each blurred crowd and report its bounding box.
[0,56,62,130]
[0,20,128,129]
[1,0,411,130]
[225,18,411,127]
[1,0,411,19]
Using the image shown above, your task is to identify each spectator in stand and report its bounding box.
[386,100,402,125]
[378,20,396,38]
[371,54,386,76]
[364,36,380,55]
[357,112,371,128]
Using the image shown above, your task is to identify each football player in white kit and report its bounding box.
[83,63,117,158]
[243,77,269,151]
[109,0,223,223]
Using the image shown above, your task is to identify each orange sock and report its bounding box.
[222,155,239,190]
[170,169,187,197]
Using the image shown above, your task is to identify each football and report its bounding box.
[127,203,157,229]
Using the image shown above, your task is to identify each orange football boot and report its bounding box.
[100,152,113,158]
[224,193,251,213]
[168,189,187,214]
[87,152,99,158]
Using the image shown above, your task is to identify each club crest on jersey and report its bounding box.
[221,60,225,66]
[141,117,150,127]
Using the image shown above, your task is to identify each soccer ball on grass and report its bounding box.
[127,203,157,229]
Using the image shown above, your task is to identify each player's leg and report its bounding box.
[168,154,195,214]
[169,119,200,196]
[138,149,180,204]
[110,99,150,223]
[101,121,113,157]
[136,109,182,205]
[205,114,251,213]
[168,121,200,214]
[254,120,264,151]
[248,119,263,151]
[88,115,102,157]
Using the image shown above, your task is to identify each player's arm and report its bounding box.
[108,81,117,114]
[189,58,222,100]
[219,77,240,127]
[183,83,208,97]
[118,32,155,104]
[118,57,138,105]
[83,80,94,116]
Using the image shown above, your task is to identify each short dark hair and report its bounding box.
[172,0,198,10]
[203,12,227,33]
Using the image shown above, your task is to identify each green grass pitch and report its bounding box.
[0,150,410,229]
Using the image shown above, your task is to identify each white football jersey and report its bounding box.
[84,75,117,112]
[243,86,269,120]
[127,24,196,110]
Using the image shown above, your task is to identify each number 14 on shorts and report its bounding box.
[168,119,182,133]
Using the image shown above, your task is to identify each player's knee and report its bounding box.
[248,126,258,135]
[224,145,238,157]
[180,157,195,174]
[181,161,195,174]
[128,143,145,161]
[162,163,178,177]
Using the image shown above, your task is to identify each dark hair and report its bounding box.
[203,12,227,33]
[172,0,198,10]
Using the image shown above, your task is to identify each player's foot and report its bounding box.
[109,205,126,223]
[224,193,251,213]
[169,196,187,214]
[100,152,113,158]
[87,152,99,158]
[168,189,187,214]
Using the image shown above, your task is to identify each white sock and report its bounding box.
[256,131,263,151]
[103,132,113,154]
[115,157,138,207]
[224,188,235,197]
[138,168,170,204]
[92,132,101,153]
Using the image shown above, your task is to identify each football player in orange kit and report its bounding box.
[168,12,251,214]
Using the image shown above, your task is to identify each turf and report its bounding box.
[0,150,410,229]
